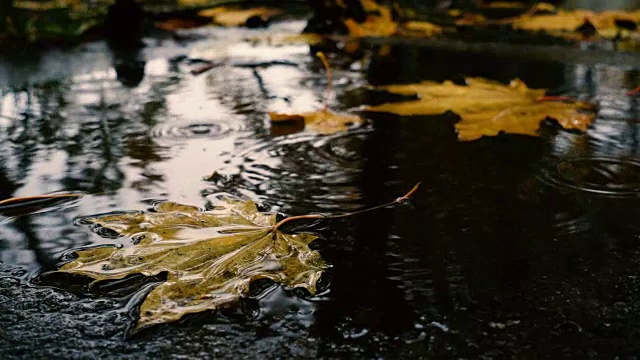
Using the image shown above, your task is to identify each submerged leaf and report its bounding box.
[366,77,595,141]
[57,195,327,332]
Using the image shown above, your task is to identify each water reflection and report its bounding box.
[0,19,639,357]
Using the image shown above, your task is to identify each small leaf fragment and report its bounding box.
[269,110,364,135]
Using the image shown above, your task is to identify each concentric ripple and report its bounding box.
[539,157,640,197]
[205,130,370,212]
[150,121,243,140]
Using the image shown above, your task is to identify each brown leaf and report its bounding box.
[269,110,364,135]
[154,18,209,31]
[365,77,596,141]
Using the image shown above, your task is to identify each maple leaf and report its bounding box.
[447,3,639,41]
[57,194,327,332]
[198,6,283,27]
[343,0,442,38]
[54,184,420,332]
[508,4,640,40]
[365,77,596,141]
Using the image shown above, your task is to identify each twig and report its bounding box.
[191,62,216,75]
[271,182,421,232]
[316,52,333,113]
[0,193,83,207]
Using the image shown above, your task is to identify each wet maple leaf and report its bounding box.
[365,77,595,141]
[56,194,327,332]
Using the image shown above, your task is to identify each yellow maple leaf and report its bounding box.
[343,15,398,38]
[365,77,596,141]
[399,21,444,37]
[198,6,283,27]
[512,9,591,32]
[510,5,640,39]
[343,0,441,38]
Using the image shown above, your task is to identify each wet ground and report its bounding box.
[1,15,640,359]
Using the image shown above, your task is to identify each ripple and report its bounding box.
[539,157,640,197]
[150,121,241,140]
[553,212,591,237]
[205,130,370,211]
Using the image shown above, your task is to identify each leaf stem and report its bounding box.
[316,51,333,113]
[271,182,421,232]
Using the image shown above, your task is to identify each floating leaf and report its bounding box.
[343,0,442,38]
[266,33,324,46]
[512,7,640,33]
[399,21,445,37]
[198,6,283,27]
[507,4,640,40]
[57,194,327,332]
[365,77,596,141]
[269,110,364,135]
[446,3,639,41]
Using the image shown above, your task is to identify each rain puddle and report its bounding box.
[0,9,639,359]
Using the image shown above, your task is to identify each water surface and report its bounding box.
[1,19,640,359]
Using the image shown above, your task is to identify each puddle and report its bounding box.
[0,10,639,359]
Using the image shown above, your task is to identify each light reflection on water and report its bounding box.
[0,18,639,358]
[0,21,362,274]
